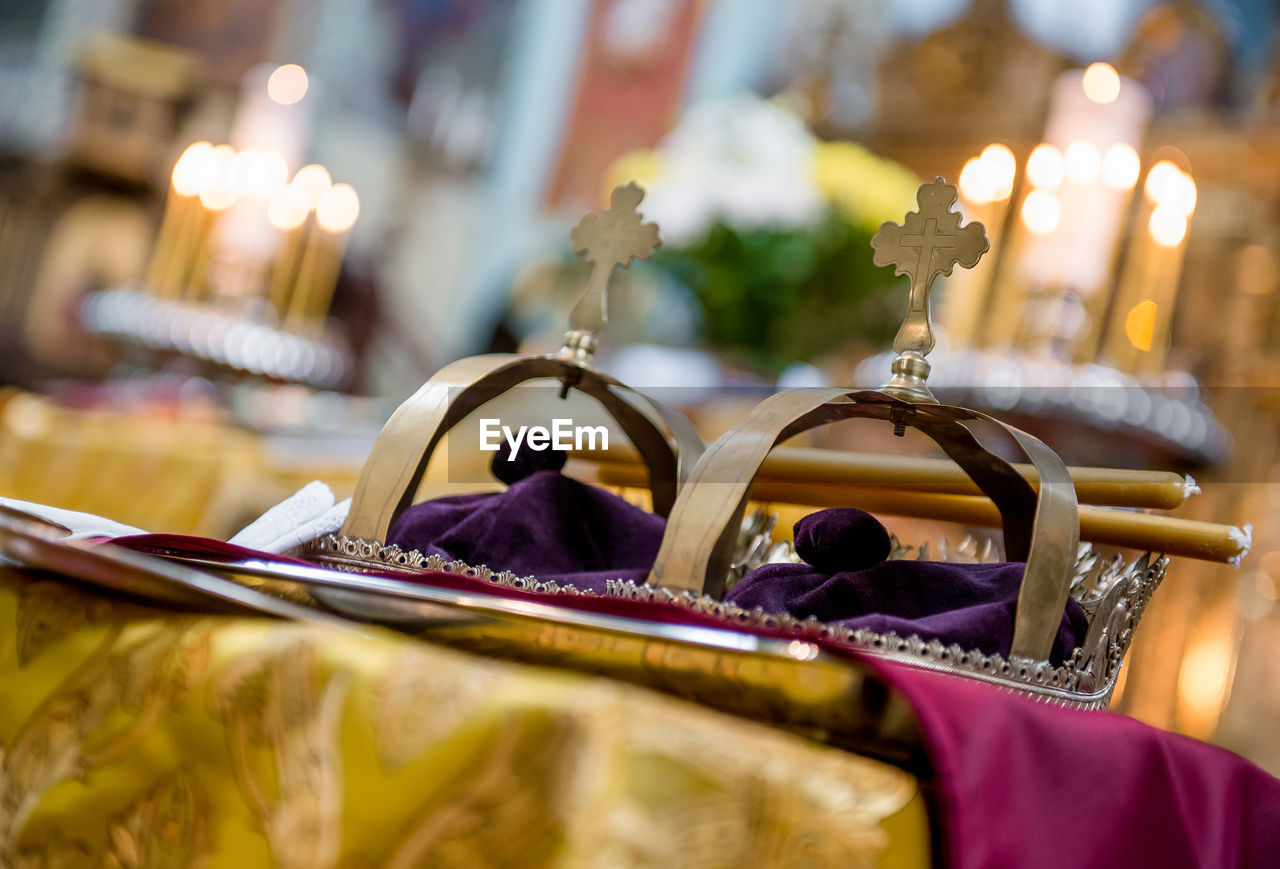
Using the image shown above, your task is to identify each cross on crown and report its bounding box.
[567,182,661,335]
[872,177,989,357]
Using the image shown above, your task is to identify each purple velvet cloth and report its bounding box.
[791,505,892,570]
[881,661,1280,869]
[389,446,1085,661]
[387,447,664,590]
[726,508,1088,664]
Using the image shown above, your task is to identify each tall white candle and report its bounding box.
[1034,64,1151,296]
[996,64,1152,357]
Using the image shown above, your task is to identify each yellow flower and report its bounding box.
[602,149,663,206]
[812,141,920,233]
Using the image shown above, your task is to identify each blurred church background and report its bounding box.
[2,0,1280,772]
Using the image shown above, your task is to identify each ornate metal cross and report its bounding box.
[872,177,988,357]
[568,182,661,335]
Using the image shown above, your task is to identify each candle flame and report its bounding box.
[961,144,1017,205]
[1021,189,1060,234]
[268,185,310,231]
[1176,626,1234,737]
[232,149,288,197]
[1124,300,1157,351]
[316,183,360,234]
[172,142,215,197]
[1026,144,1064,189]
[1064,140,1100,185]
[1173,174,1197,215]
[291,164,332,211]
[1102,143,1141,190]
[959,157,993,205]
[1149,205,1188,247]
[267,63,309,105]
[198,145,239,211]
[979,144,1016,201]
[1082,62,1121,104]
[1145,161,1195,215]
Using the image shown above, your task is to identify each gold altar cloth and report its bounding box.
[0,567,928,868]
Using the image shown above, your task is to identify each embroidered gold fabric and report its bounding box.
[0,567,928,868]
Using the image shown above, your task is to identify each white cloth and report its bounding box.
[228,482,351,554]
[1,482,350,554]
[0,496,147,540]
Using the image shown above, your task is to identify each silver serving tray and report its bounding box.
[0,505,347,626]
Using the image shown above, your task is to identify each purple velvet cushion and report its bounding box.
[389,445,1086,661]
[793,506,892,570]
[727,508,1088,664]
[387,445,664,591]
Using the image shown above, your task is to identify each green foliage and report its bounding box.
[650,208,907,373]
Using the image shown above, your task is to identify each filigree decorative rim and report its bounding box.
[301,534,1168,710]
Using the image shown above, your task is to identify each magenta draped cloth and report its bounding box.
[871,661,1280,869]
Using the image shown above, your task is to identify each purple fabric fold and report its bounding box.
[389,446,1085,660]
[877,660,1280,869]
[725,508,1088,664]
[726,559,1087,664]
[388,469,664,590]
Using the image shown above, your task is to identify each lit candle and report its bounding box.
[999,64,1152,356]
[148,142,214,297]
[197,61,312,305]
[290,163,332,210]
[272,164,331,318]
[944,143,1016,349]
[981,144,1062,347]
[977,143,1059,345]
[183,144,239,300]
[266,183,311,317]
[208,148,289,301]
[1103,159,1196,373]
[286,182,359,332]
[1045,64,1149,293]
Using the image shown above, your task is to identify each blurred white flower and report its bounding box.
[637,95,824,244]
